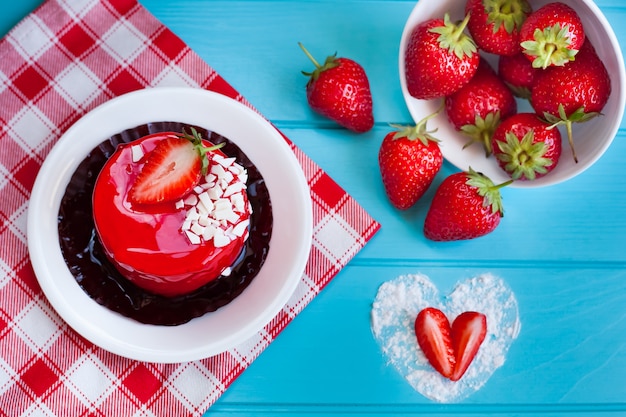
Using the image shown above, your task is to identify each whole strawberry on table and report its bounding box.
[299,42,374,133]
[424,169,511,242]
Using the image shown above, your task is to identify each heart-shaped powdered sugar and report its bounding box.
[371,273,520,403]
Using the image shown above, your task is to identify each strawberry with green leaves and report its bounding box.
[492,113,562,181]
[445,59,517,156]
[520,2,586,69]
[299,43,374,133]
[405,13,479,100]
[424,169,511,241]
[378,109,443,210]
[466,0,532,56]
[531,40,611,162]
[129,128,223,205]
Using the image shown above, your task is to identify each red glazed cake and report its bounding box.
[92,129,252,297]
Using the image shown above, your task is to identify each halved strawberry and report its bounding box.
[128,128,221,205]
[415,307,456,379]
[450,311,487,381]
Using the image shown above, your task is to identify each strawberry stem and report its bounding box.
[390,101,444,144]
[542,104,597,164]
[466,168,512,216]
[521,24,578,69]
[298,42,340,80]
[298,42,321,69]
[178,127,225,175]
[429,13,477,60]
[564,120,577,163]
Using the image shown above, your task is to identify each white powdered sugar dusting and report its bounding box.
[371,273,520,403]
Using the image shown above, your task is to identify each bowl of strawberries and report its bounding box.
[399,0,625,187]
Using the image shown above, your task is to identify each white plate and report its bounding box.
[27,87,312,363]
[398,0,625,187]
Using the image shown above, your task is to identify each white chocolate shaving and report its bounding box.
[131,144,144,162]
[179,154,252,247]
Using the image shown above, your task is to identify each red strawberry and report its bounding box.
[450,311,487,381]
[424,169,511,241]
[415,307,456,379]
[405,13,479,99]
[299,43,374,133]
[129,129,220,205]
[498,51,540,99]
[492,113,562,181]
[530,40,611,162]
[465,0,532,56]
[520,2,586,69]
[378,111,443,210]
[415,308,487,381]
[445,59,517,156]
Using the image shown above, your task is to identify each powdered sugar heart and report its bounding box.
[371,273,520,403]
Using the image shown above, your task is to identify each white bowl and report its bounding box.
[399,0,626,187]
[27,87,312,363]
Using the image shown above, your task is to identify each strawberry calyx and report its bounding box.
[465,168,511,216]
[484,0,532,34]
[298,42,340,82]
[460,112,501,157]
[495,130,552,180]
[177,127,225,176]
[521,24,579,69]
[429,13,477,60]
[543,105,602,163]
[390,103,443,145]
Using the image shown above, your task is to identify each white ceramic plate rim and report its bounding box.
[398,0,626,187]
[27,87,313,363]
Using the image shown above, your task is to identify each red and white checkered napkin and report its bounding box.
[0,0,380,415]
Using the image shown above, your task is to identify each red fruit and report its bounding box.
[465,0,532,56]
[492,113,562,181]
[415,308,487,381]
[450,311,487,381]
[531,40,611,162]
[378,111,443,210]
[498,52,540,99]
[405,13,480,99]
[520,2,586,69]
[415,308,456,379]
[299,43,374,133]
[129,129,218,205]
[445,59,517,156]
[424,169,510,241]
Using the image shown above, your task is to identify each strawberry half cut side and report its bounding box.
[450,311,487,381]
[415,307,456,379]
[128,129,224,205]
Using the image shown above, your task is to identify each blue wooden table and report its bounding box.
[4,0,626,416]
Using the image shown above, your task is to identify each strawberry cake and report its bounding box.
[92,128,252,298]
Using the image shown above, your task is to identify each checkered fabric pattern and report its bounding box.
[0,0,380,415]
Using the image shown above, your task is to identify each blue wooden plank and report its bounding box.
[139,0,415,124]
